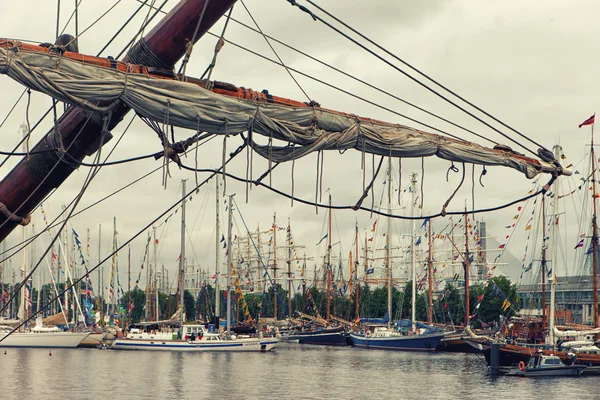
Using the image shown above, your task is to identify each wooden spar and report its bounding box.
[0,0,237,242]
[287,218,292,319]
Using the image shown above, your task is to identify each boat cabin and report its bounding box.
[526,354,566,369]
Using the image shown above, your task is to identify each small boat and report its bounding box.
[503,353,586,377]
[111,324,278,352]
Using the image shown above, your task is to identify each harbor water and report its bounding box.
[0,343,598,399]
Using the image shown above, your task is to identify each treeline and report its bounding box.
[118,275,519,328]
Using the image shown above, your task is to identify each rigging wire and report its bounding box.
[0,134,221,264]
[287,0,540,157]
[301,0,549,154]
[206,32,467,142]
[64,0,124,50]
[0,117,107,319]
[240,0,311,103]
[227,16,494,146]
[0,147,241,342]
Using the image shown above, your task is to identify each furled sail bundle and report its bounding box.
[0,40,569,179]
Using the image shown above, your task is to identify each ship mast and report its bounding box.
[541,196,547,327]
[355,222,360,319]
[549,145,561,346]
[386,158,392,323]
[179,180,186,328]
[427,219,434,325]
[411,173,417,333]
[287,218,293,319]
[464,208,470,328]
[272,213,278,321]
[226,194,234,335]
[590,123,599,328]
[326,194,332,323]
[215,175,220,322]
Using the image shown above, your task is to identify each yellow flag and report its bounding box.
[525,225,532,231]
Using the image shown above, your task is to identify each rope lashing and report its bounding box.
[0,202,31,226]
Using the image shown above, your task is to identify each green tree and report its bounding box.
[184,290,196,321]
[477,276,519,323]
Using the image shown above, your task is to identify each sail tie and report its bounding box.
[0,201,31,226]
[441,163,466,217]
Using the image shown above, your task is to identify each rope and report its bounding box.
[421,157,425,209]
[201,5,234,88]
[228,16,490,145]
[353,156,384,210]
[206,33,467,142]
[240,0,311,102]
[64,0,124,50]
[295,0,545,157]
[178,160,556,219]
[0,153,236,341]
[116,1,169,60]
[177,0,210,78]
[441,163,466,217]
[96,0,150,56]
[56,0,61,39]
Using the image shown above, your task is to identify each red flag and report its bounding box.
[579,113,595,128]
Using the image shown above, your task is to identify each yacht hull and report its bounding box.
[111,337,278,352]
[0,332,90,348]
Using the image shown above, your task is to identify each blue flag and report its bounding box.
[316,234,328,246]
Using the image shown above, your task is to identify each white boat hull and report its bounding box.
[78,332,107,348]
[0,332,90,348]
[111,337,279,352]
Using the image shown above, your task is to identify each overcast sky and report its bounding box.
[0,0,598,300]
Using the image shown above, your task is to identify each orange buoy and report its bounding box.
[517,361,525,371]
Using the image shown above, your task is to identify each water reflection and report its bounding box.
[1,345,599,400]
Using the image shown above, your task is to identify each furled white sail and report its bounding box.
[0,43,569,179]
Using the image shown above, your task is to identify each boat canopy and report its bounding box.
[0,41,570,179]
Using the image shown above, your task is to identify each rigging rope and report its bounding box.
[227,16,493,146]
[240,0,312,103]
[287,0,541,157]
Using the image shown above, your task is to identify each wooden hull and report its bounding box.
[350,332,444,351]
[484,343,600,367]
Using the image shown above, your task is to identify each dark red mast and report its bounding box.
[0,0,237,242]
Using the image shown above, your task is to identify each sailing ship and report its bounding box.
[350,167,446,350]
[0,0,573,351]
[482,138,600,367]
[111,181,278,352]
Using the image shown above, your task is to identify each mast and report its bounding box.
[179,180,186,327]
[464,207,470,327]
[411,173,417,333]
[427,218,434,325]
[0,0,238,242]
[355,222,359,319]
[386,158,392,322]
[541,196,547,327]
[326,194,332,323]
[226,194,234,335]
[591,122,599,328]
[287,218,292,319]
[98,224,103,323]
[549,145,561,346]
[272,213,278,321]
[215,175,220,321]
